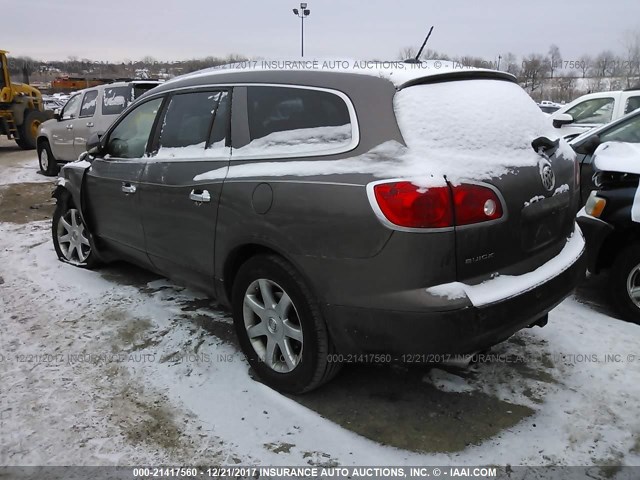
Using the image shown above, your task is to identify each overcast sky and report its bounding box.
[4,0,640,62]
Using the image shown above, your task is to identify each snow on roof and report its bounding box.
[593,142,640,175]
[165,59,515,88]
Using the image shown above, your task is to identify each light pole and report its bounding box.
[292,3,310,57]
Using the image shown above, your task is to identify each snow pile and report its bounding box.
[394,80,557,184]
[593,142,640,174]
[155,141,229,159]
[234,124,352,158]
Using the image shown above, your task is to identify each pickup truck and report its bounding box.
[550,87,640,139]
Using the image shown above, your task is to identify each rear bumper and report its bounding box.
[325,233,587,356]
[576,213,614,273]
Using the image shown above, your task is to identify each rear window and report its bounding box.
[236,86,355,158]
[102,86,132,116]
[393,79,553,180]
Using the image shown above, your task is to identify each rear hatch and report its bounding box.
[394,77,578,282]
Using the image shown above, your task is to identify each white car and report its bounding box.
[550,88,640,139]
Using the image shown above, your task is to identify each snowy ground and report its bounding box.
[1,140,639,472]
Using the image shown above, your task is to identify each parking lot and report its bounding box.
[1,137,639,469]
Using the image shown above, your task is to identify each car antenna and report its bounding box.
[404,26,434,64]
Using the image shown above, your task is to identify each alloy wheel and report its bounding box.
[243,278,304,373]
[56,208,91,264]
[626,263,640,308]
[40,148,49,170]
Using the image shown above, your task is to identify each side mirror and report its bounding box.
[553,113,574,129]
[86,132,105,156]
[54,108,61,120]
[573,134,601,156]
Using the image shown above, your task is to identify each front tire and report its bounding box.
[52,197,98,269]
[231,254,340,393]
[38,140,59,176]
[610,244,640,324]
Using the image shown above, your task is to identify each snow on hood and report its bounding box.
[593,142,640,175]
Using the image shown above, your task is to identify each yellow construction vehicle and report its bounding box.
[0,50,52,149]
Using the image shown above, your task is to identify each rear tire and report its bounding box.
[38,140,59,176]
[231,254,341,394]
[609,244,640,324]
[18,110,48,150]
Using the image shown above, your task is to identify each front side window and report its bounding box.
[106,97,163,159]
[625,96,640,115]
[238,86,354,157]
[102,86,133,116]
[566,97,615,125]
[155,90,229,158]
[600,113,640,144]
[79,90,99,117]
[61,94,82,120]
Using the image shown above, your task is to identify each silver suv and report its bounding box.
[37,81,160,175]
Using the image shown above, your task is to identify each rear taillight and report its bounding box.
[451,184,503,225]
[372,182,453,228]
[370,181,503,229]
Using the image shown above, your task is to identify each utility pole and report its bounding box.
[292,3,311,57]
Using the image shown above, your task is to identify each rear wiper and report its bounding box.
[531,136,558,155]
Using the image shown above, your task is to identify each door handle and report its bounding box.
[121,183,137,194]
[189,189,211,203]
[66,124,73,130]
[86,122,94,128]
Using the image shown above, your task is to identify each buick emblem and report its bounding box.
[539,159,556,192]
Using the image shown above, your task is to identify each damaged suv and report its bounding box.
[52,63,586,393]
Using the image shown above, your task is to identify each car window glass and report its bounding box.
[155,91,228,159]
[102,86,132,115]
[600,113,640,144]
[566,97,615,125]
[238,86,353,157]
[79,90,99,118]
[61,94,82,120]
[625,96,640,115]
[106,97,163,159]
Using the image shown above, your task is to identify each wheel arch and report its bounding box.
[221,242,315,309]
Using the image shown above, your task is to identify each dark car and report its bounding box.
[571,108,640,204]
[577,141,640,323]
[51,63,586,393]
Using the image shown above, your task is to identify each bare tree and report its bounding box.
[501,52,520,77]
[521,54,551,93]
[398,46,417,61]
[578,54,592,78]
[548,44,562,78]
[622,29,640,88]
[591,50,616,78]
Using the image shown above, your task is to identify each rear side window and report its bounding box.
[625,96,640,115]
[155,90,229,158]
[79,90,98,117]
[238,86,354,157]
[102,86,132,115]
